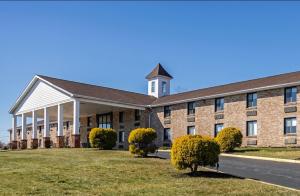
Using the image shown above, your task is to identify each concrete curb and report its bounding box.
[158,150,300,164]
[221,153,300,164]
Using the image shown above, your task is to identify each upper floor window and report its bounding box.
[285,87,297,104]
[284,117,297,134]
[215,98,224,112]
[164,106,171,118]
[187,126,195,135]
[151,81,156,93]
[215,123,224,136]
[164,128,171,141]
[119,112,124,123]
[247,121,257,136]
[187,102,195,115]
[247,93,257,108]
[135,110,141,121]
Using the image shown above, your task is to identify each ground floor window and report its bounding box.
[187,126,195,135]
[284,117,296,134]
[247,121,257,136]
[119,131,125,143]
[214,123,224,136]
[164,128,171,141]
[98,113,112,129]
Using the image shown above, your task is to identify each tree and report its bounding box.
[171,135,220,174]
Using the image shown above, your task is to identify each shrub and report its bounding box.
[216,127,243,152]
[89,128,117,150]
[128,128,157,157]
[171,135,220,174]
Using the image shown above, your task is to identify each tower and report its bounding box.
[146,63,173,98]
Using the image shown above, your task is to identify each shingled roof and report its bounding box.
[38,75,156,106]
[146,63,173,79]
[36,70,300,108]
[151,70,300,106]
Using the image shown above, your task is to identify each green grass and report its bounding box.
[232,147,300,160]
[0,149,298,195]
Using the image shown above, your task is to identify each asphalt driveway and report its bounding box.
[155,151,300,190]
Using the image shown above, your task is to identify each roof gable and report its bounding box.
[11,77,72,114]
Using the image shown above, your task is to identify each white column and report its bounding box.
[11,115,17,141]
[32,111,37,139]
[57,104,64,136]
[44,108,50,138]
[73,100,80,135]
[21,114,27,140]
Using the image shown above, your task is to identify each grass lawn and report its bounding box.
[232,147,300,160]
[0,149,298,195]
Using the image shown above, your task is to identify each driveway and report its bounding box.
[155,151,300,190]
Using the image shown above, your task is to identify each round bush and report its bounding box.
[171,135,220,174]
[215,127,243,152]
[128,128,157,157]
[89,128,117,150]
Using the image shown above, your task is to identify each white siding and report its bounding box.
[15,80,71,114]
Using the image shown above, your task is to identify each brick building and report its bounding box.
[8,64,300,149]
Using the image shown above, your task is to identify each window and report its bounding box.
[215,123,224,136]
[87,116,92,127]
[119,112,124,123]
[162,81,167,95]
[284,117,297,134]
[135,110,141,121]
[98,113,112,129]
[119,131,125,143]
[215,98,224,112]
[187,126,195,135]
[247,121,257,136]
[187,102,195,115]
[164,106,171,118]
[164,128,171,141]
[151,81,156,93]
[247,93,257,108]
[285,87,297,104]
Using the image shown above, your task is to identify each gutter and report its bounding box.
[150,81,300,107]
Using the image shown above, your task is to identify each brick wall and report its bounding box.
[151,87,300,147]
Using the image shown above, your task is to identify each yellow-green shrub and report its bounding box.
[89,128,117,150]
[171,135,220,174]
[216,127,243,152]
[128,128,157,157]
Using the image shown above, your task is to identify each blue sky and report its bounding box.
[1,1,300,143]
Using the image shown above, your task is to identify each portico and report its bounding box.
[8,75,151,149]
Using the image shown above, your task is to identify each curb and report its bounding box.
[158,150,300,164]
[221,153,300,164]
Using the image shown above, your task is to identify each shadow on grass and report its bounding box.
[135,155,167,160]
[182,170,244,179]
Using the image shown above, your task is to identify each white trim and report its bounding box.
[77,97,146,110]
[150,81,300,107]
[9,75,73,114]
[15,99,73,115]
